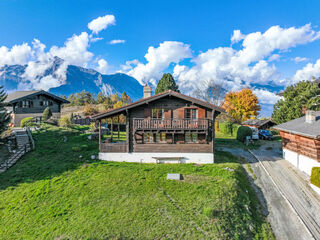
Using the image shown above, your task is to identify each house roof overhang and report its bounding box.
[91,90,225,120]
[6,90,69,104]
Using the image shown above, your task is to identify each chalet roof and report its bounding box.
[273,111,320,139]
[242,119,275,127]
[5,90,69,104]
[91,90,225,120]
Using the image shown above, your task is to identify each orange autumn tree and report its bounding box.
[223,88,261,123]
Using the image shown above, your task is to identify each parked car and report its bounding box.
[249,127,259,140]
[259,129,274,140]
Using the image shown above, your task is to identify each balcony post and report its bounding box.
[111,118,113,142]
[118,115,120,141]
[98,119,101,151]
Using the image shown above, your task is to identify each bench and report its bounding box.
[152,157,184,164]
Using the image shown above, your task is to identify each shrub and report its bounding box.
[89,122,97,132]
[81,144,89,150]
[43,107,52,121]
[311,167,320,188]
[232,123,241,137]
[219,121,233,136]
[20,117,34,128]
[59,115,73,128]
[271,129,279,135]
[83,104,98,116]
[215,121,219,132]
[236,126,252,142]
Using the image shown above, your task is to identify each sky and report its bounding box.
[1,0,320,116]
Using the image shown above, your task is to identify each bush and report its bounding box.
[232,123,241,137]
[83,104,99,116]
[20,117,34,128]
[43,107,52,121]
[219,121,241,137]
[236,126,252,142]
[72,146,81,152]
[311,167,320,188]
[89,122,97,132]
[59,115,73,128]
[214,121,219,132]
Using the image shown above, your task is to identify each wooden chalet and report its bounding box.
[274,110,320,175]
[5,90,69,126]
[242,119,275,130]
[91,85,225,164]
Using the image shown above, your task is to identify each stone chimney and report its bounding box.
[306,110,316,123]
[143,84,152,98]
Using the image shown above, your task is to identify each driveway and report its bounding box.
[219,142,320,240]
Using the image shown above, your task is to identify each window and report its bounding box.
[184,109,191,119]
[185,133,198,143]
[192,133,198,143]
[185,133,191,143]
[185,108,197,119]
[143,133,155,143]
[21,100,33,108]
[152,109,164,119]
[40,101,43,106]
[156,133,166,143]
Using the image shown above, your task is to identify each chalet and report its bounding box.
[5,90,69,126]
[242,119,276,130]
[273,110,320,176]
[91,85,225,164]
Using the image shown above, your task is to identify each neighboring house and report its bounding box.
[273,110,320,176]
[91,85,225,164]
[242,119,276,130]
[5,90,69,126]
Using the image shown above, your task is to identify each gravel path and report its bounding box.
[219,142,320,240]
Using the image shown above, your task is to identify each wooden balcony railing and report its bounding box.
[133,118,212,130]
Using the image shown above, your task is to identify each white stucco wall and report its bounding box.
[99,152,214,164]
[283,148,320,176]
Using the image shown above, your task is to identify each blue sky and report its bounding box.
[1,0,320,116]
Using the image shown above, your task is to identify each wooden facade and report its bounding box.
[6,90,69,126]
[92,90,224,155]
[280,131,320,162]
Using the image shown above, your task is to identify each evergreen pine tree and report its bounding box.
[155,73,179,94]
[0,86,10,134]
[42,107,52,121]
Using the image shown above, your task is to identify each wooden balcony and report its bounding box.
[133,118,212,130]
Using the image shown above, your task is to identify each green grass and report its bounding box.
[215,131,262,150]
[104,131,126,142]
[0,125,274,240]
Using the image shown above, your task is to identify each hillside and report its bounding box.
[0,57,143,101]
[0,125,274,239]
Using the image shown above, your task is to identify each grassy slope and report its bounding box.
[0,125,274,240]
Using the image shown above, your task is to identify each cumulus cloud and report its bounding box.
[268,54,281,62]
[292,56,308,63]
[252,89,282,104]
[0,43,31,67]
[109,39,126,44]
[88,14,115,34]
[293,59,320,83]
[231,30,245,44]
[126,41,192,85]
[97,59,108,74]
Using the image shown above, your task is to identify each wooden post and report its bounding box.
[98,120,101,151]
[111,118,113,142]
[212,110,216,154]
[118,115,120,141]
[126,111,130,152]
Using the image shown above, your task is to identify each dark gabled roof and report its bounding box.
[5,90,69,104]
[91,90,225,120]
[242,119,275,127]
[273,111,320,139]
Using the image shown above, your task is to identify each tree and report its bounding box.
[83,103,98,116]
[193,79,226,106]
[155,73,179,94]
[42,107,52,121]
[223,88,261,123]
[111,93,119,104]
[103,96,113,110]
[0,86,10,134]
[272,80,320,124]
[97,92,107,104]
[120,91,132,105]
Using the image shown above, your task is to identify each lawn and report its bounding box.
[215,131,263,150]
[0,125,274,240]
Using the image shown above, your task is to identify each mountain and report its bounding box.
[0,57,143,101]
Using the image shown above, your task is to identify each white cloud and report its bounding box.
[231,30,245,44]
[252,89,282,104]
[268,54,281,62]
[0,43,31,67]
[90,37,103,43]
[292,56,308,63]
[126,41,192,85]
[109,39,126,45]
[293,59,320,83]
[97,59,108,74]
[88,14,115,34]
[49,32,93,67]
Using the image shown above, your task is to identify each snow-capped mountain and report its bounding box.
[0,57,143,101]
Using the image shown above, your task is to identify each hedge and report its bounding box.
[311,167,320,188]
[43,107,52,121]
[20,117,34,128]
[236,126,253,142]
[219,121,241,137]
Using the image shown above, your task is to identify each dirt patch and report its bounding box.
[182,175,216,184]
